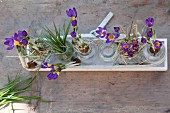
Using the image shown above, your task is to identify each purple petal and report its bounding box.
[52,73,58,79]
[146,17,154,27]
[47,73,53,80]
[41,62,48,68]
[66,9,73,17]
[106,39,112,43]
[141,37,147,43]
[22,39,28,46]
[14,35,23,42]
[50,65,55,72]
[70,31,76,38]
[6,45,14,50]
[4,40,10,45]
[98,27,102,31]
[72,20,77,26]
[14,33,18,38]
[128,51,134,57]
[4,37,14,50]
[114,33,120,38]
[22,30,28,36]
[96,30,101,34]
[147,30,152,37]
[114,27,120,32]
[73,7,77,17]
[18,30,23,36]
[66,10,72,17]
[133,44,139,51]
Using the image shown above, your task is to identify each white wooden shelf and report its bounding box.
[18,36,168,72]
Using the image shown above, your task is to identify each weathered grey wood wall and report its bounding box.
[0,0,170,113]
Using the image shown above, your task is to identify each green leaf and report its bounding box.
[76,26,78,32]
[62,20,66,35]
[0,75,42,109]
[63,19,72,44]
[38,34,64,53]
[152,30,156,35]
[17,46,21,53]
[53,22,64,45]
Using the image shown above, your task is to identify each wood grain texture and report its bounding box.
[0,0,170,113]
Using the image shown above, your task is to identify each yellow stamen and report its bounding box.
[72,17,76,21]
[48,64,52,67]
[55,65,59,69]
[124,45,129,49]
[156,42,160,47]
[57,72,60,75]
[14,41,20,46]
[133,41,137,44]
[108,35,114,40]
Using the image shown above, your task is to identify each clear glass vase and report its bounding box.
[18,44,49,69]
[143,44,165,65]
[75,40,97,64]
[99,42,118,63]
[119,52,145,65]
[46,41,75,64]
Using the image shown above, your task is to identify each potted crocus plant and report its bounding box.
[38,21,75,62]
[66,7,91,54]
[4,30,48,69]
[142,17,165,64]
[66,7,96,64]
[118,23,146,64]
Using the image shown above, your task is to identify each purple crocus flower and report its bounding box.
[41,62,48,68]
[41,62,53,68]
[121,43,130,52]
[72,20,77,27]
[106,33,119,43]
[96,27,107,38]
[146,17,154,28]
[114,27,120,32]
[70,31,77,38]
[22,30,28,37]
[141,37,147,43]
[133,44,139,52]
[132,40,138,46]
[154,40,162,49]
[47,72,58,80]
[128,51,134,57]
[13,33,23,42]
[4,37,14,50]
[22,39,28,46]
[114,33,120,38]
[147,30,152,38]
[66,7,77,18]
[14,30,28,42]
[47,65,60,80]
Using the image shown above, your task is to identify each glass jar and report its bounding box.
[143,44,165,65]
[46,41,75,64]
[57,42,74,62]
[119,52,145,65]
[99,42,118,63]
[75,40,97,64]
